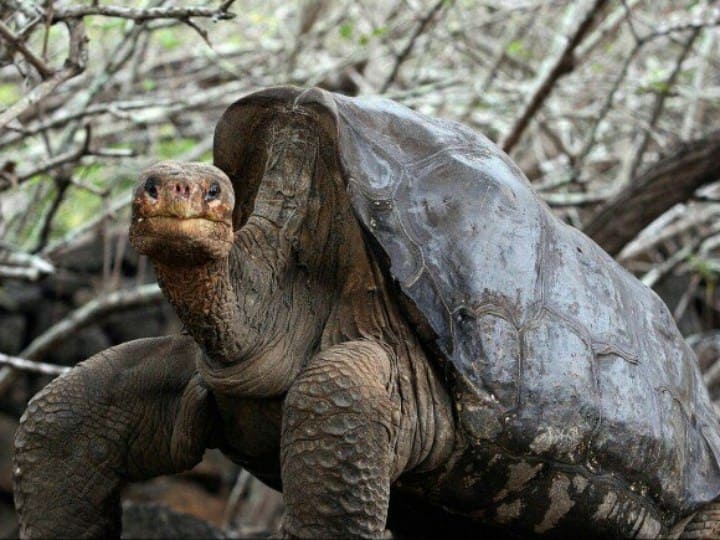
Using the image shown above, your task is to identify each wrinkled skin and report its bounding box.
[13,96,720,539]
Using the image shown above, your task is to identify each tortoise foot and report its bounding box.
[679,502,720,539]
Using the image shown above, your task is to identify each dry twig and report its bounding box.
[500,0,610,153]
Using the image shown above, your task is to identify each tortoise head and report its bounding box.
[130,160,235,265]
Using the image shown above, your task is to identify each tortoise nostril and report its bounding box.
[170,181,192,198]
[144,176,159,199]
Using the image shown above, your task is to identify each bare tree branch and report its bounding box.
[619,204,720,262]
[500,0,610,153]
[0,124,94,191]
[681,29,716,139]
[0,19,88,130]
[622,27,701,183]
[583,130,720,256]
[0,246,54,281]
[0,353,69,376]
[50,4,236,22]
[0,19,54,78]
[380,0,448,93]
[640,226,719,288]
[23,283,163,361]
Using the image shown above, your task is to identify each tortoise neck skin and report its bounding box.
[152,256,245,364]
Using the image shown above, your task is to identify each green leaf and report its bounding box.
[339,23,353,40]
[158,137,197,158]
[689,255,719,281]
[506,40,529,60]
[0,84,20,107]
[157,28,181,50]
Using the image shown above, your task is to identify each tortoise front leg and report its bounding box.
[678,501,720,538]
[281,340,398,538]
[13,335,218,538]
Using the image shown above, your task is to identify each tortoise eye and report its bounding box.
[205,182,221,201]
[144,176,159,199]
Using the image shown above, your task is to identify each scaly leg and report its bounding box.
[14,335,218,538]
[679,501,720,539]
[281,340,398,538]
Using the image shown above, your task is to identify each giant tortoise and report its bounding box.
[13,86,720,538]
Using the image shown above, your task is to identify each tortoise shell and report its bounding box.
[214,86,720,533]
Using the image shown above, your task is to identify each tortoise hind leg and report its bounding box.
[678,502,720,539]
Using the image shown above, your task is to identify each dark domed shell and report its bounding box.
[214,86,720,522]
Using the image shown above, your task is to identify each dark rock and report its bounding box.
[0,413,18,494]
[101,303,181,344]
[0,500,18,539]
[121,502,226,539]
[0,282,42,313]
[46,325,111,366]
[123,476,228,529]
[0,313,25,354]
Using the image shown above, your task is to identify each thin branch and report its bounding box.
[500,0,610,153]
[0,353,69,376]
[543,189,613,207]
[0,246,55,281]
[180,16,212,46]
[681,28,715,139]
[572,42,642,179]
[461,10,539,122]
[674,273,702,322]
[21,283,164,361]
[42,193,132,257]
[380,0,448,93]
[641,240,698,288]
[619,204,720,262]
[0,100,171,149]
[0,125,93,191]
[50,4,236,22]
[623,27,700,182]
[0,19,54,78]
[576,0,641,61]
[33,175,71,254]
[619,0,641,43]
[0,19,88,130]
[648,14,720,41]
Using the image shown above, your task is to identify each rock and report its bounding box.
[0,313,25,354]
[123,476,228,528]
[46,325,111,366]
[101,303,181,344]
[121,502,226,539]
[0,501,18,539]
[0,413,18,494]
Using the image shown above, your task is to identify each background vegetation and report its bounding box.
[0,0,719,536]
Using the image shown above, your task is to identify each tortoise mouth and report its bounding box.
[136,215,232,227]
[130,215,234,263]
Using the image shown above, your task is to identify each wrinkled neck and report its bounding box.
[153,210,338,398]
[154,257,249,365]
